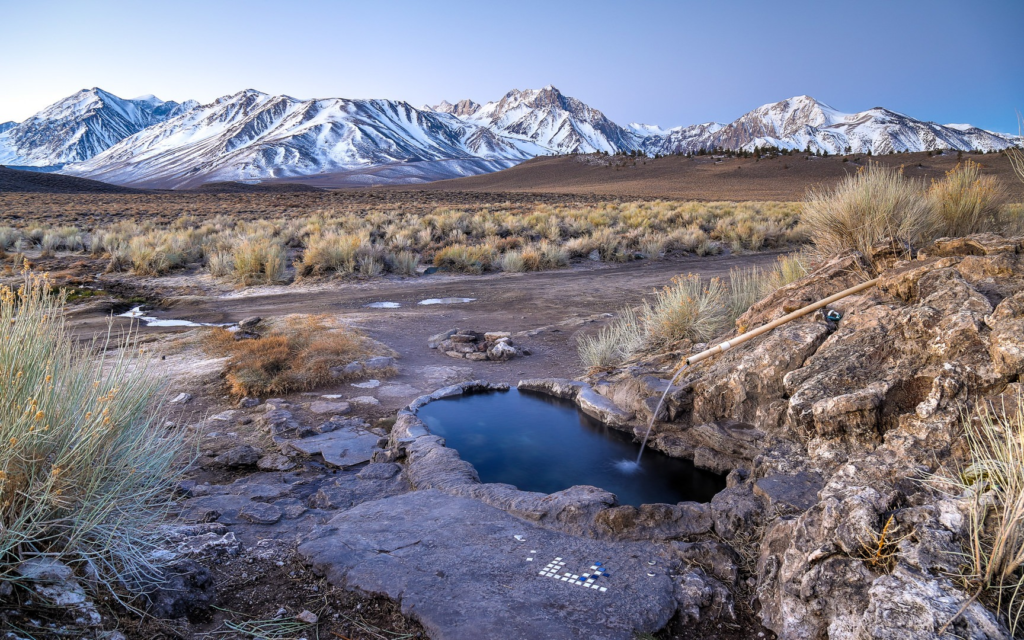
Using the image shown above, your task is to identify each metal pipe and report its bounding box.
[685,277,879,366]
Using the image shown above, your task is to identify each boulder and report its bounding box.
[211,445,262,468]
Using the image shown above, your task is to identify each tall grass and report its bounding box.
[727,253,808,322]
[939,402,1024,634]
[643,274,727,347]
[929,161,1007,237]
[576,306,646,368]
[232,236,286,285]
[0,275,184,602]
[803,163,934,257]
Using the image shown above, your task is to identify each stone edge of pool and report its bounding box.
[384,378,718,542]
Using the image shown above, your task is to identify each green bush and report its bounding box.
[0,275,185,599]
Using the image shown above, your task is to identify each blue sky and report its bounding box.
[2,0,1022,132]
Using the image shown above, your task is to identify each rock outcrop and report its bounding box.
[586,234,1024,638]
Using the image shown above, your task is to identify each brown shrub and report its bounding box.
[205,315,392,397]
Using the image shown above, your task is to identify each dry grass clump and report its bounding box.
[432,244,494,274]
[0,274,185,601]
[232,236,286,285]
[299,232,361,276]
[576,305,646,368]
[643,274,728,347]
[205,315,391,397]
[727,253,808,322]
[929,160,1008,237]
[803,163,934,257]
[935,402,1024,635]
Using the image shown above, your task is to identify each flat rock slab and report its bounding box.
[288,430,380,468]
[298,490,679,640]
[754,471,823,513]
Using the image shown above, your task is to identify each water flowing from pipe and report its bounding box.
[634,362,689,466]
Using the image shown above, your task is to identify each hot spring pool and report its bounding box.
[416,388,726,507]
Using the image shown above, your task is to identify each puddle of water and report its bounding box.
[118,306,231,328]
[416,389,726,507]
[417,298,476,306]
[351,380,381,389]
[365,302,402,309]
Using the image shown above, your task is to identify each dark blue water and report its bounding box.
[416,389,726,507]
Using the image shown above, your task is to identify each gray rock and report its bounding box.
[296,610,318,624]
[349,395,381,406]
[257,454,296,472]
[309,400,351,415]
[577,387,634,427]
[286,430,380,468]
[212,445,262,468]
[209,410,239,422]
[238,502,283,525]
[365,356,396,370]
[753,471,823,513]
[710,486,762,540]
[17,557,74,582]
[356,462,402,480]
[298,490,688,640]
[237,396,260,408]
[176,531,242,557]
[170,392,192,404]
[428,329,458,349]
[238,316,262,330]
[145,559,214,620]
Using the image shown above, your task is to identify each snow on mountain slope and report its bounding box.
[0,88,189,167]
[0,122,16,135]
[62,90,536,188]
[18,87,1018,188]
[452,86,644,154]
[644,96,1019,155]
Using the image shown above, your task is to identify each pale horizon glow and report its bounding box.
[2,0,1022,134]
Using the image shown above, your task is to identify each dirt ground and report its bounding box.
[69,250,786,398]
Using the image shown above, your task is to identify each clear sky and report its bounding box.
[2,0,1022,133]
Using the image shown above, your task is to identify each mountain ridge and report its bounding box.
[4,87,1020,188]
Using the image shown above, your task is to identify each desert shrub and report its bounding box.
[936,402,1024,635]
[928,160,1007,237]
[389,250,420,276]
[0,275,184,600]
[803,163,934,256]
[432,244,493,274]
[0,227,22,251]
[205,315,389,396]
[300,232,361,276]
[538,240,569,268]
[564,236,595,258]
[357,254,384,277]
[499,250,527,273]
[728,253,809,323]
[576,305,646,368]
[644,274,727,347]
[232,236,286,285]
[1002,204,1024,237]
[728,265,772,322]
[206,250,234,277]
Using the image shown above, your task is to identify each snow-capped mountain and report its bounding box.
[4,86,1019,188]
[63,90,532,188]
[435,86,643,155]
[642,95,1019,156]
[0,88,192,168]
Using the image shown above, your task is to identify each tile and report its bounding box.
[599,587,607,592]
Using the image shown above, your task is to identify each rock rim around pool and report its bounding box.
[428,328,529,362]
[387,380,727,543]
